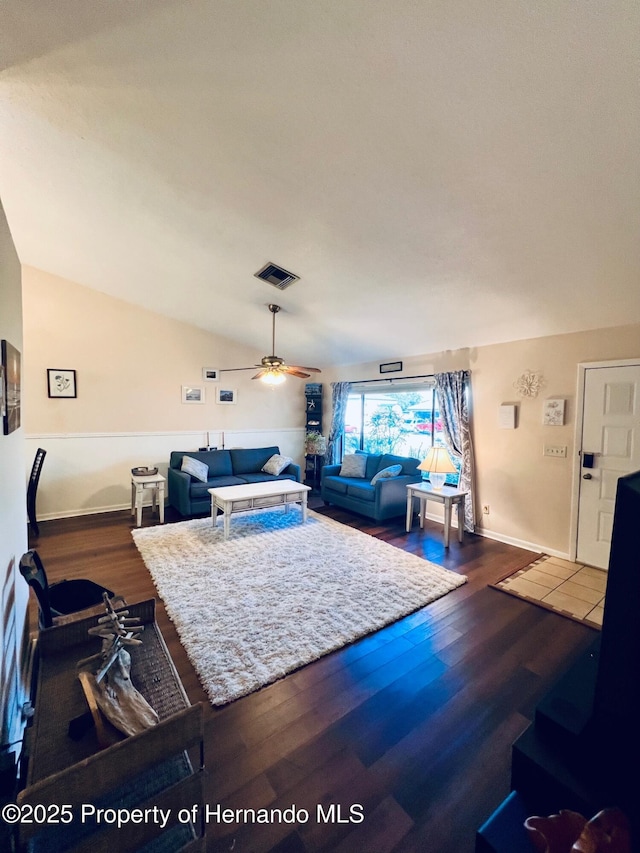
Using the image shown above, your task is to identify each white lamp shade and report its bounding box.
[418,446,457,474]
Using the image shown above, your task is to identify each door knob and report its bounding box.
[583,473,592,480]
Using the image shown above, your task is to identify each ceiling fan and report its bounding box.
[252,304,321,385]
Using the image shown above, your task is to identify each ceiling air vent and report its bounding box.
[254,262,300,290]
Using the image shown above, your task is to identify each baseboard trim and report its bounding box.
[420,510,570,561]
[473,525,570,561]
[36,502,132,521]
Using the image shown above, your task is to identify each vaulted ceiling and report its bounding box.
[1,0,639,367]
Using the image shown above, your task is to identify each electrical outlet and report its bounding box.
[482,504,490,514]
[544,445,567,458]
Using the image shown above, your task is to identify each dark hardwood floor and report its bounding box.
[27,501,596,853]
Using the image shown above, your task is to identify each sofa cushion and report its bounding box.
[230,446,280,475]
[347,483,376,502]
[169,450,233,477]
[239,472,296,484]
[356,451,383,480]
[181,455,209,483]
[189,476,245,499]
[377,453,420,476]
[322,475,349,494]
[370,463,403,485]
[339,453,367,478]
[364,454,382,480]
[262,453,292,476]
[207,452,234,478]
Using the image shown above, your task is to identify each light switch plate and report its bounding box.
[544,445,567,458]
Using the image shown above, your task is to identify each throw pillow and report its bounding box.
[339,453,368,478]
[262,453,292,476]
[181,455,209,483]
[370,463,403,485]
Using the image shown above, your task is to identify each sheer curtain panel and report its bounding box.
[435,370,476,532]
[326,381,351,465]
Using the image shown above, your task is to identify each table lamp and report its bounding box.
[418,446,456,489]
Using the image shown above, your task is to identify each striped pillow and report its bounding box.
[181,455,209,483]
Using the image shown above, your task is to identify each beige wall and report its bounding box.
[0,200,29,748]
[21,263,640,554]
[22,267,307,517]
[23,266,302,433]
[323,324,640,556]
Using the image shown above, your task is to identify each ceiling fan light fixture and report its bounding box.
[261,369,286,386]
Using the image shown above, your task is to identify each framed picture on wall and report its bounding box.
[202,367,220,382]
[2,340,21,434]
[47,368,76,399]
[543,398,566,426]
[182,385,205,404]
[216,388,237,405]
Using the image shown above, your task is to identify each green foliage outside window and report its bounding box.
[362,407,404,455]
[342,386,460,486]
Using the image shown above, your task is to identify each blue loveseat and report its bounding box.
[320,452,421,521]
[168,446,301,516]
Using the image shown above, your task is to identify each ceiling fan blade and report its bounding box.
[283,367,311,378]
[287,365,321,373]
[220,366,258,372]
[251,370,267,380]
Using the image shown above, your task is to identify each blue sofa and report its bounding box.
[168,446,301,516]
[320,452,421,521]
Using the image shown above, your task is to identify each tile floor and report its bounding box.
[493,555,607,628]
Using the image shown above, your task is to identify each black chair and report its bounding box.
[19,549,118,629]
[27,447,46,537]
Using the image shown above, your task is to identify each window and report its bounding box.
[343,384,460,486]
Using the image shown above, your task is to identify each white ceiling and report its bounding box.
[1,0,639,368]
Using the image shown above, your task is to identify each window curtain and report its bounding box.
[326,381,351,465]
[434,370,476,532]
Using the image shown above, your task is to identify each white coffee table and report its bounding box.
[208,480,311,540]
[406,481,467,547]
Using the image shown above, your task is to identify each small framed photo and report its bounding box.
[379,361,403,374]
[498,403,517,429]
[182,385,205,404]
[47,368,76,399]
[202,367,220,382]
[3,340,21,434]
[543,398,566,426]
[216,387,237,405]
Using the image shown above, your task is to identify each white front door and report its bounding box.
[576,363,640,568]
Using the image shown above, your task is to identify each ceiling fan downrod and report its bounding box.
[268,303,281,358]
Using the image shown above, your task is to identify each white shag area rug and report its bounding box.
[132,509,467,706]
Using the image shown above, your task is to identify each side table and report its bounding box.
[131,472,165,526]
[406,481,467,547]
